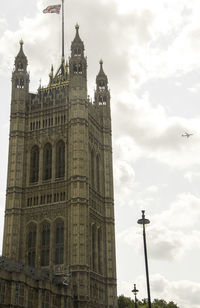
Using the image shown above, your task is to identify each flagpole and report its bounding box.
[62,0,64,61]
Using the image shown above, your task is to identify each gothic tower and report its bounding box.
[2,25,117,308]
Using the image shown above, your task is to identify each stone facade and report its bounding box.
[0,257,71,307]
[1,25,117,307]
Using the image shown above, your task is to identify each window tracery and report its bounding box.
[56,140,65,178]
[96,155,100,192]
[43,143,52,180]
[27,224,37,267]
[55,220,64,265]
[41,222,50,267]
[91,150,95,187]
[30,145,39,183]
[91,224,96,271]
[98,228,102,274]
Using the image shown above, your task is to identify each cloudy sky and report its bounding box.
[1,0,200,307]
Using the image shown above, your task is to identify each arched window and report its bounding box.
[30,145,39,183]
[78,63,82,74]
[17,62,24,71]
[99,95,103,105]
[96,155,100,192]
[41,222,50,266]
[56,140,65,178]
[20,78,24,88]
[43,143,52,180]
[74,48,81,56]
[91,150,95,187]
[98,228,102,274]
[55,220,64,265]
[73,64,78,74]
[91,224,96,271]
[27,224,37,267]
[99,81,105,90]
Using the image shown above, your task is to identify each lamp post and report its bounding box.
[132,284,139,308]
[137,210,151,308]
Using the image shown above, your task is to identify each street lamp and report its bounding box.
[132,283,139,308]
[137,210,151,308]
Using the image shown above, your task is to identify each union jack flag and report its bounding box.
[43,5,61,14]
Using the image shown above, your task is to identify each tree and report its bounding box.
[118,296,179,308]
[118,295,134,308]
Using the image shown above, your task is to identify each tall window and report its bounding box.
[53,295,61,308]
[98,228,102,274]
[41,222,50,266]
[17,62,24,71]
[14,284,25,306]
[0,282,5,304]
[56,140,65,178]
[91,150,95,187]
[43,143,52,180]
[30,145,39,182]
[55,221,64,265]
[91,224,96,271]
[28,289,37,308]
[42,290,50,308]
[96,155,100,192]
[78,63,83,74]
[73,64,78,74]
[27,224,37,267]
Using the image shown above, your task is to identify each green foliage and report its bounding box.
[118,295,179,308]
[118,295,134,308]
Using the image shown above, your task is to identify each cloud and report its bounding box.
[112,88,200,169]
[184,171,200,182]
[148,274,200,308]
[117,192,200,260]
[0,18,7,29]
[153,192,200,230]
[118,274,200,308]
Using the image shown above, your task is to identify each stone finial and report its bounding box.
[19,39,24,48]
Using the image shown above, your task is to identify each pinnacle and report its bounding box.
[71,23,84,51]
[19,39,24,46]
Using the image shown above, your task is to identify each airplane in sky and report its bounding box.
[181,131,193,138]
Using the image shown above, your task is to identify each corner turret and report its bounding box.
[95,60,110,107]
[14,39,28,72]
[12,40,29,96]
[69,24,87,89]
[71,23,84,57]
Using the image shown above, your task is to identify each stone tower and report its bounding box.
[2,25,117,307]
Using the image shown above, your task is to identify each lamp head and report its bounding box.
[137,210,150,225]
[132,283,139,296]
